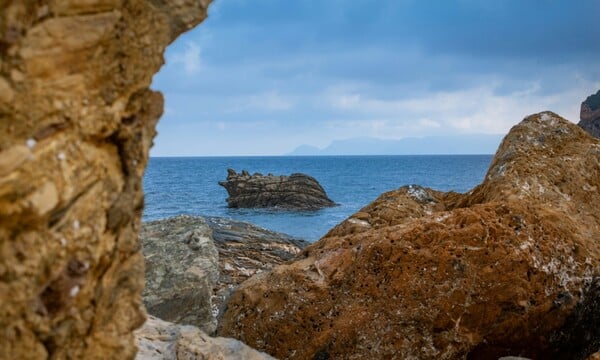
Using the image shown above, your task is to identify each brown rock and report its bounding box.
[579,90,600,137]
[0,1,212,359]
[218,112,600,360]
[219,169,337,210]
[135,315,276,360]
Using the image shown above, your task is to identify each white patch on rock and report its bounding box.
[26,138,36,149]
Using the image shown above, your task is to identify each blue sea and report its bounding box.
[142,155,493,241]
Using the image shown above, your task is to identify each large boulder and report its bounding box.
[140,215,308,332]
[218,112,600,360]
[0,1,212,358]
[579,90,600,137]
[219,169,336,210]
[135,315,275,360]
[141,216,219,334]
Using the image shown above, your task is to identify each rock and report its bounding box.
[141,216,219,334]
[218,112,600,360]
[140,215,308,331]
[135,315,275,360]
[579,90,600,137]
[0,1,212,358]
[219,169,336,210]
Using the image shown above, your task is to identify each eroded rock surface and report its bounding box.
[141,215,308,332]
[141,216,219,334]
[135,315,275,360]
[0,1,211,358]
[219,112,600,360]
[579,90,600,137]
[219,169,336,210]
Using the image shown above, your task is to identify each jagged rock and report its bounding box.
[579,90,600,137]
[0,1,212,358]
[141,215,308,331]
[219,169,336,210]
[218,112,600,360]
[135,315,275,360]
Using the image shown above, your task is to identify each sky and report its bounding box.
[150,0,600,156]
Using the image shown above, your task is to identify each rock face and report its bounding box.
[141,215,308,333]
[219,112,600,360]
[579,90,600,137]
[219,169,336,210]
[141,216,219,334]
[135,315,275,360]
[0,1,211,359]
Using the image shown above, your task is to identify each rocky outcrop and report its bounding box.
[579,90,600,137]
[0,1,211,358]
[219,169,336,210]
[219,112,600,359]
[135,315,275,360]
[141,215,308,333]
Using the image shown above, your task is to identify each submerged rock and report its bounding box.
[135,315,275,360]
[579,90,600,137]
[219,169,336,210]
[218,112,600,359]
[141,215,308,333]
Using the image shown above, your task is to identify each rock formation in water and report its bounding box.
[219,169,337,210]
[135,316,275,360]
[579,90,600,137]
[219,112,600,360]
[0,1,211,358]
[140,215,308,333]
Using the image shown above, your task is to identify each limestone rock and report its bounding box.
[579,90,600,137]
[135,315,275,360]
[218,112,600,360]
[0,1,212,358]
[141,215,308,330]
[219,169,336,210]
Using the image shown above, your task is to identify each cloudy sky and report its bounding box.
[150,0,600,156]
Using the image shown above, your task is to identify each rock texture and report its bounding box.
[0,1,211,359]
[219,112,600,360]
[579,90,600,137]
[135,315,275,360]
[141,215,308,333]
[141,216,219,334]
[219,169,336,210]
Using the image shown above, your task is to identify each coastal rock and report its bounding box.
[218,112,600,360]
[135,315,275,360]
[219,169,336,210]
[0,1,212,358]
[141,215,308,330]
[579,90,600,137]
[141,216,219,334]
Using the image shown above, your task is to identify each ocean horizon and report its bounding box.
[143,155,494,241]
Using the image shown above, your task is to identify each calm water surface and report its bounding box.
[143,155,493,241]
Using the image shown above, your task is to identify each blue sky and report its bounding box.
[151,0,600,156]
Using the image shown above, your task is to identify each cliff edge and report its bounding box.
[579,90,600,138]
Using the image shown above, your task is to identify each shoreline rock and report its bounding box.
[579,90,600,138]
[218,112,600,359]
[135,315,275,360]
[140,215,308,334]
[0,2,212,358]
[219,169,337,210]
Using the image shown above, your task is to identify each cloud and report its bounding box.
[171,42,202,74]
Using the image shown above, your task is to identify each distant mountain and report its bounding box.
[287,134,505,156]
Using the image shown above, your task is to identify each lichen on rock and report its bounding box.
[0,1,212,358]
[218,112,600,359]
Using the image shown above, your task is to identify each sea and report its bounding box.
[142,155,493,242]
